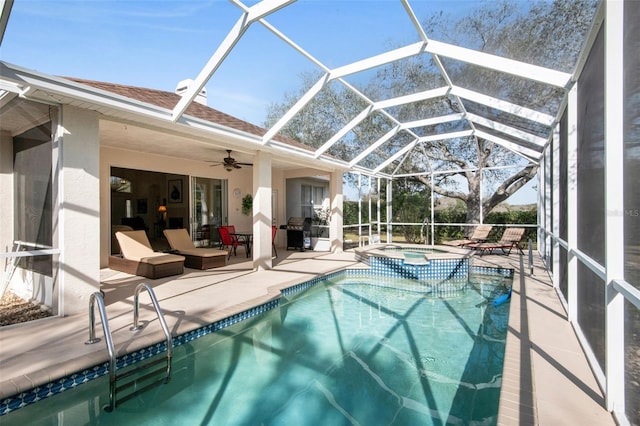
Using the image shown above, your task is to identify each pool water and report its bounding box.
[2,273,510,425]
[382,247,447,264]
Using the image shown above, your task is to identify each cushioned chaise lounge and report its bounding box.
[163,228,228,270]
[442,224,493,247]
[468,227,526,256]
[109,230,185,279]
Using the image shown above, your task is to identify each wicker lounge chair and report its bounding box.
[109,230,185,279]
[468,227,526,256]
[442,224,493,247]
[163,228,228,269]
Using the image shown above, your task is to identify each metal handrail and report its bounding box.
[130,283,173,381]
[85,283,172,412]
[420,217,429,245]
[85,292,117,412]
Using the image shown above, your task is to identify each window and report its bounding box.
[301,184,325,218]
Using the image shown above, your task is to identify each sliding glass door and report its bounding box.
[191,177,227,247]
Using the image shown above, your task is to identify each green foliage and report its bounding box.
[485,209,538,242]
[343,201,359,225]
[241,194,252,216]
[433,209,468,243]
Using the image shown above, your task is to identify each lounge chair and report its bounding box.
[163,228,228,269]
[111,224,133,254]
[442,224,493,247]
[468,227,526,256]
[109,230,185,279]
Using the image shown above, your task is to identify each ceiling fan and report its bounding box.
[208,150,252,172]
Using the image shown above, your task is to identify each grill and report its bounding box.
[285,217,312,251]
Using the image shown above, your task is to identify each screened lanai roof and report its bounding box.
[0,0,597,178]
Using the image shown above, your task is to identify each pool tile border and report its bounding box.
[0,264,512,416]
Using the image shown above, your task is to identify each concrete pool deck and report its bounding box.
[0,248,614,425]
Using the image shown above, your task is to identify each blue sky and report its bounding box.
[0,0,537,205]
[1,0,471,126]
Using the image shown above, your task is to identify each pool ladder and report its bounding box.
[86,283,173,412]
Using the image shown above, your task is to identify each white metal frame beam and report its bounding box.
[314,105,374,158]
[451,86,555,126]
[172,0,294,122]
[0,0,13,46]
[467,113,547,148]
[425,40,572,88]
[374,139,418,174]
[349,125,401,167]
[373,87,449,110]
[401,113,465,130]
[417,130,473,144]
[474,130,541,162]
[252,17,568,167]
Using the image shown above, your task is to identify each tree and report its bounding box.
[264,0,596,229]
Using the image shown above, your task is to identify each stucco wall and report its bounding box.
[60,105,101,315]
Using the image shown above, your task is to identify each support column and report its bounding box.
[386,179,393,243]
[0,130,13,256]
[357,174,362,245]
[59,105,101,315]
[252,151,272,271]
[604,0,625,413]
[376,177,381,242]
[368,175,372,241]
[552,125,560,289]
[329,170,343,253]
[567,83,578,323]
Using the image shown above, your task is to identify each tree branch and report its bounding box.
[483,165,538,211]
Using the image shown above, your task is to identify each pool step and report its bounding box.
[114,358,171,407]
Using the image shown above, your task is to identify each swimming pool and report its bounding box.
[1,272,510,425]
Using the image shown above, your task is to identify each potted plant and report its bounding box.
[241,194,253,216]
[311,207,331,251]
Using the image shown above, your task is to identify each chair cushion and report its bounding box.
[175,248,228,258]
[139,253,185,265]
[115,230,155,261]
[163,228,196,251]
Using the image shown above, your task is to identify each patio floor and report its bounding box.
[0,247,614,425]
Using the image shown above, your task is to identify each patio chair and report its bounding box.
[442,224,493,247]
[218,226,241,259]
[206,225,224,249]
[272,225,278,258]
[468,227,526,256]
[163,228,228,269]
[109,230,185,279]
